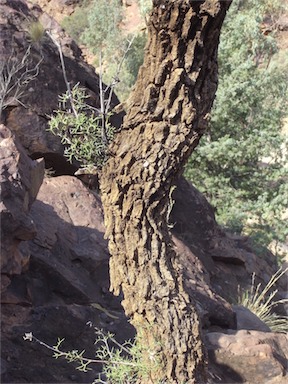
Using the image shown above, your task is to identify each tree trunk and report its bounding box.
[100,1,231,382]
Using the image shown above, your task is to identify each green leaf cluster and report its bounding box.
[93,327,163,384]
[185,0,288,252]
[48,84,115,170]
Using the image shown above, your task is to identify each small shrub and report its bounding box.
[23,325,163,384]
[61,3,89,42]
[93,326,163,384]
[137,0,152,17]
[48,84,115,171]
[238,267,288,333]
[27,20,45,43]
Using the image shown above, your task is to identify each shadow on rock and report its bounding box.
[1,176,135,383]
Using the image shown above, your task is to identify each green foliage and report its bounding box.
[137,0,152,17]
[51,337,92,372]
[185,0,288,251]
[61,0,123,56]
[236,0,286,19]
[100,33,146,100]
[48,84,115,170]
[23,326,163,384]
[93,327,163,384]
[83,0,123,54]
[61,1,89,42]
[23,332,95,372]
[238,267,288,333]
[125,32,146,82]
[61,0,147,101]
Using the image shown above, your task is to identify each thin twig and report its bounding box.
[0,45,43,120]
[99,50,108,146]
[98,35,136,147]
[46,31,78,118]
[105,35,135,115]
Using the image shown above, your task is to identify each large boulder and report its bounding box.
[28,175,110,306]
[206,329,288,383]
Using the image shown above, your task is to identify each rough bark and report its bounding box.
[100,1,231,382]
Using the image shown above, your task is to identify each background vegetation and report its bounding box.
[61,0,146,100]
[185,0,288,256]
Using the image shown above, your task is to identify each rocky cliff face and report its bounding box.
[1,1,287,383]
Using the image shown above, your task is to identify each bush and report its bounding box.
[48,84,115,170]
[238,267,288,333]
[61,2,89,42]
[125,32,146,82]
[0,45,43,121]
[185,0,288,252]
[137,0,152,17]
[23,325,163,384]
[27,20,45,43]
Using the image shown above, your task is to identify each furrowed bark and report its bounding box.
[100,1,232,382]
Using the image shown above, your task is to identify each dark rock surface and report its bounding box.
[1,175,135,383]
[0,124,44,281]
[171,177,285,303]
[232,305,271,332]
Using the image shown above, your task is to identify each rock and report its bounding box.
[27,175,110,306]
[233,305,271,332]
[0,358,7,375]
[174,236,236,329]
[123,0,133,6]
[30,0,81,22]
[1,174,135,383]
[171,177,283,305]
[277,15,288,31]
[1,303,134,384]
[0,125,44,279]
[5,107,62,155]
[206,330,288,383]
